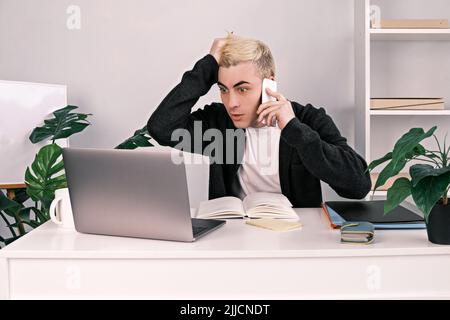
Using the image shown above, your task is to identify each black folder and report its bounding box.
[325,200,424,224]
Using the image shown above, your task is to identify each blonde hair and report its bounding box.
[219,31,275,79]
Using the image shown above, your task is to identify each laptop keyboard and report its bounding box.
[192,225,208,236]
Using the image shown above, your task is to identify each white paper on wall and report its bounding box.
[0,80,68,184]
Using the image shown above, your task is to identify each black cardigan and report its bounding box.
[147,54,371,207]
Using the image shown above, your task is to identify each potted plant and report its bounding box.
[366,126,450,245]
[0,105,154,248]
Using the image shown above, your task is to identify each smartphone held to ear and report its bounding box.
[262,78,277,103]
[261,78,278,127]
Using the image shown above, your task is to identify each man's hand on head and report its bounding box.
[256,88,296,130]
[209,37,228,64]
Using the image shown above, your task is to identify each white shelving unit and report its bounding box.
[354,0,450,198]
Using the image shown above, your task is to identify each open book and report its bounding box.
[195,192,298,220]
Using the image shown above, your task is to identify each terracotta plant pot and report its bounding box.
[426,199,450,245]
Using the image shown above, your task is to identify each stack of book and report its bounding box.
[372,19,449,29]
[370,98,445,110]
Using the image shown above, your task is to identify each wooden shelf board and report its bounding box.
[371,28,450,41]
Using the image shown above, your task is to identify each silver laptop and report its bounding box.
[62,147,225,242]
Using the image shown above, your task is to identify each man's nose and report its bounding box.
[228,91,240,108]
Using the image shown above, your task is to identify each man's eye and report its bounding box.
[219,87,227,93]
[238,87,248,93]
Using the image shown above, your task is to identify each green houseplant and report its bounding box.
[366,126,450,244]
[0,105,90,247]
[0,105,153,247]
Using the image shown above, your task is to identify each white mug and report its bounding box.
[49,188,75,230]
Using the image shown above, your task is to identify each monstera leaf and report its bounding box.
[29,105,92,143]
[0,190,46,247]
[0,190,26,240]
[115,125,153,149]
[0,190,21,236]
[0,189,21,213]
[25,144,67,211]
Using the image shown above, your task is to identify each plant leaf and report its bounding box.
[365,144,426,181]
[115,126,154,149]
[406,144,426,158]
[372,128,436,190]
[373,158,408,191]
[392,127,436,159]
[29,207,48,222]
[0,191,24,238]
[23,221,41,228]
[0,235,17,246]
[16,206,47,224]
[367,144,424,174]
[17,207,32,223]
[29,105,92,144]
[411,171,450,222]
[9,188,30,205]
[384,178,412,214]
[410,164,450,187]
[25,144,67,209]
[366,152,392,173]
[10,220,40,229]
[0,189,22,211]
[53,105,78,119]
[0,204,27,235]
[47,160,65,177]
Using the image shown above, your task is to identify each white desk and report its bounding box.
[1,208,450,299]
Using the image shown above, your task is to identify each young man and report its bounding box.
[147,33,372,207]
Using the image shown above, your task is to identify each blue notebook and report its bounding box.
[341,221,375,244]
[325,202,426,230]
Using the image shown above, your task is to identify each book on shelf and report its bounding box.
[195,192,298,220]
[373,19,449,29]
[370,172,411,191]
[370,98,445,110]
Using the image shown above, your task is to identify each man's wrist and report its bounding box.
[279,115,296,130]
[206,53,219,69]
[197,54,219,85]
[280,117,298,134]
[281,117,318,148]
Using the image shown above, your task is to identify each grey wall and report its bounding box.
[0,0,355,147]
[0,0,356,209]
